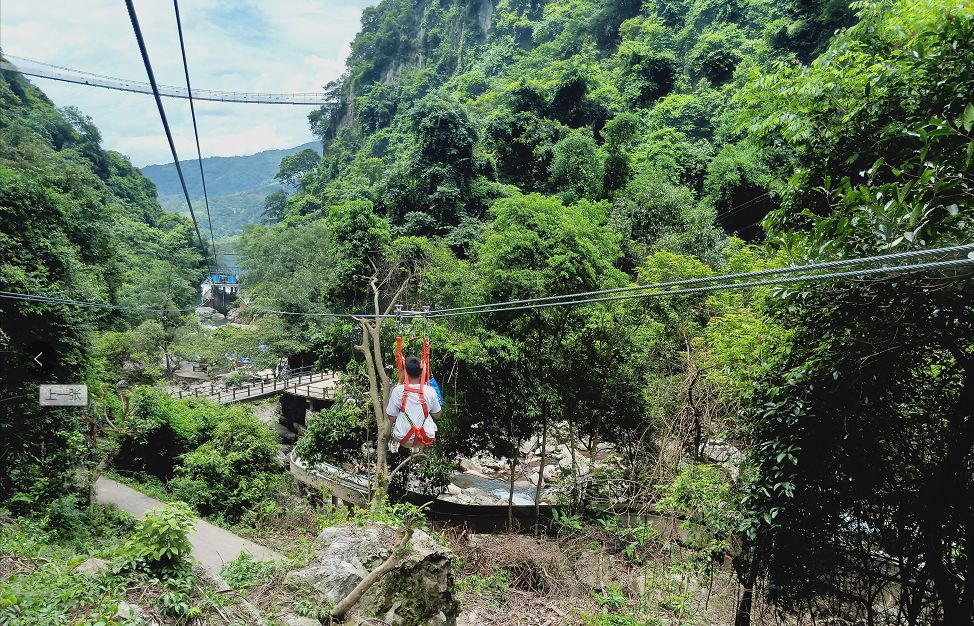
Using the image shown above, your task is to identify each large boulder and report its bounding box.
[195,306,219,320]
[286,523,457,626]
[226,307,252,324]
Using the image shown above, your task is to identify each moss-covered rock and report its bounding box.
[285,523,457,625]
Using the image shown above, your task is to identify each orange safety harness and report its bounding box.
[394,327,435,448]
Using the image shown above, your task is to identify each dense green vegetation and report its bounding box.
[273,0,855,244]
[0,51,300,619]
[2,0,972,624]
[0,57,204,510]
[239,0,973,623]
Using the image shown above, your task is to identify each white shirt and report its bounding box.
[386,383,441,444]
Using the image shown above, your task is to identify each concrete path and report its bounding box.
[95,476,284,576]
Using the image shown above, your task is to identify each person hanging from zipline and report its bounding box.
[387,355,441,452]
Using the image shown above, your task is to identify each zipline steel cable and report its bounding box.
[2,248,971,318]
[419,243,974,317]
[0,291,198,314]
[123,0,215,280]
[172,0,218,266]
[420,256,974,319]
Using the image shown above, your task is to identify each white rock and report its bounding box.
[457,609,481,626]
[117,602,155,624]
[281,614,321,626]
[446,483,462,496]
[513,480,534,492]
[464,487,491,502]
[543,464,560,481]
[75,557,109,577]
[459,459,483,474]
[577,458,591,476]
[194,306,218,319]
[700,441,744,465]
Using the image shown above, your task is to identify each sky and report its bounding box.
[1,0,375,166]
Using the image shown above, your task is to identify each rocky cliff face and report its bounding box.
[319,0,499,140]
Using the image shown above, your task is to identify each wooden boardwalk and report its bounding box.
[172,368,337,405]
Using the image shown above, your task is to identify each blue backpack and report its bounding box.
[428,377,445,404]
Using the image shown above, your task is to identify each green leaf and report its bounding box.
[960,103,974,132]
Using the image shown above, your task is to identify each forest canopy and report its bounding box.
[1,0,972,624]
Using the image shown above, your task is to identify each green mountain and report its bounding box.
[140,141,321,237]
[290,0,853,246]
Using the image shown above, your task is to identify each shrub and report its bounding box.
[658,463,738,567]
[594,581,627,610]
[220,552,280,590]
[549,131,603,201]
[686,24,745,84]
[169,409,283,524]
[456,568,510,605]
[295,401,370,468]
[113,388,222,479]
[118,503,194,578]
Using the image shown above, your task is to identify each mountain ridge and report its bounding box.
[140,140,322,236]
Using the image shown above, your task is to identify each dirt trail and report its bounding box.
[94,476,284,576]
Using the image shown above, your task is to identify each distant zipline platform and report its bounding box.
[0,55,333,106]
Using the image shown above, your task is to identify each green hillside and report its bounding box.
[286,0,853,245]
[141,141,321,237]
[0,55,203,502]
[2,1,973,624]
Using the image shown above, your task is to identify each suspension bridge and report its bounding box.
[0,55,333,105]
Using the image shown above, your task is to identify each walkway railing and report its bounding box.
[172,366,335,404]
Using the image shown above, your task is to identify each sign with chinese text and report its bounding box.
[39,384,88,406]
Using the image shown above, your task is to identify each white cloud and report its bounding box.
[1,0,374,166]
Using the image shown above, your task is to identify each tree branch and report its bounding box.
[329,525,415,620]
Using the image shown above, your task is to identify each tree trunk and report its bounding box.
[357,319,392,494]
[533,413,549,532]
[920,364,973,623]
[735,554,760,626]
[590,413,601,465]
[508,455,517,533]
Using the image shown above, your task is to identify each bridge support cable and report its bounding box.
[172,0,217,265]
[0,55,332,105]
[123,0,215,280]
